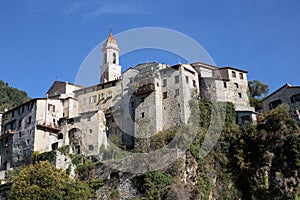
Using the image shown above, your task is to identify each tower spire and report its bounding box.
[100,30,121,83]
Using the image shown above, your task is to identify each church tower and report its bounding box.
[100,30,121,83]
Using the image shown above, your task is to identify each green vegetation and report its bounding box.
[132,171,174,199]
[248,80,270,111]
[0,80,31,112]
[8,161,92,200]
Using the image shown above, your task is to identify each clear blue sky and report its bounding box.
[0,0,299,98]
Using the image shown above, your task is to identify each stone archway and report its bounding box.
[68,128,82,154]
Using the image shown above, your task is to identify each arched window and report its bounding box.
[58,133,63,140]
[113,53,116,64]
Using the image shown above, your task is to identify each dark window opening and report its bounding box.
[163,92,168,99]
[223,82,227,88]
[232,71,236,78]
[239,73,243,79]
[58,133,63,139]
[238,93,242,98]
[291,93,300,104]
[51,142,58,150]
[186,76,189,84]
[269,99,282,110]
[113,53,116,64]
[89,145,94,151]
[141,112,145,118]
[234,83,239,88]
[28,116,32,124]
[193,80,196,87]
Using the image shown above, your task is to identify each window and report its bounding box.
[113,53,117,64]
[239,73,243,79]
[163,92,168,99]
[141,97,145,102]
[223,82,227,88]
[175,76,179,84]
[19,132,21,137]
[269,99,282,110]
[234,83,239,88]
[58,133,63,139]
[163,79,167,87]
[232,71,236,78]
[186,76,189,84]
[18,120,22,128]
[193,80,196,87]
[238,93,242,98]
[130,102,135,109]
[28,116,32,124]
[89,145,94,151]
[141,112,145,118]
[51,142,58,150]
[291,93,300,103]
[12,111,14,117]
[89,129,93,133]
[48,104,55,112]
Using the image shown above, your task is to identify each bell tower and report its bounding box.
[100,30,121,83]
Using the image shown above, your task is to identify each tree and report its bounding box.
[248,80,270,111]
[8,161,92,200]
[0,80,31,112]
[248,80,269,98]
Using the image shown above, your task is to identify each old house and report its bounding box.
[0,31,255,172]
[262,83,300,121]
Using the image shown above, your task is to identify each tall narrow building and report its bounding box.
[100,31,122,83]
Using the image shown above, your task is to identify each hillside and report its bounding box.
[2,101,300,199]
[0,80,31,112]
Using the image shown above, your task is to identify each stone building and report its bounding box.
[0,31,255,171]
[262,83,300,121]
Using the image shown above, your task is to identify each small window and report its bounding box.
[193,80,196,87]
[186,76,189,84]
[12,111,14,117]
[130,102,135,109]
[234,83,239,88]
[238,93,242,98]
[175,89,180,96]
[28,116,32,124]
[175,76,179,84]
[291,93,300,104]
[141,97,145,102]
[48,104,55,112]
[269,99,282,110]
[89,129,93,133]
[163,79,167,87]
[113,53,117,64]
[89,145,94,151]
[58,133,63,139]
[239,73,243,79]
[223,82,227,88]
[18,120,22,128]
[163,92,168,99]
[232,71,236,78]
[19,132,21,137]
[141,112,145,118]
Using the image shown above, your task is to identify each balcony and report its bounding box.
[36,120,60,133]
[134,82,155,96]
[0,129,15,138]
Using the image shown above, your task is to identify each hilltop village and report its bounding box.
[1,31,299,175]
